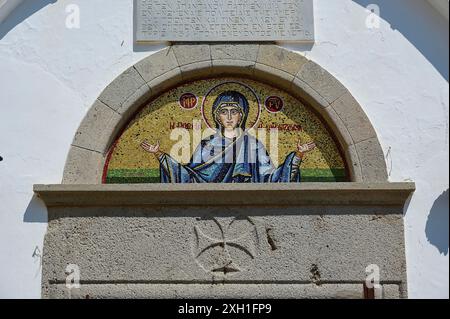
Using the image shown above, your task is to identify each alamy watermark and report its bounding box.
[365,264,381,289]
[365,4,381,29]
[65,4,80,29]
[140,121,316,168]
[65,264,81,289]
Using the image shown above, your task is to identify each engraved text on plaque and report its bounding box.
[136,0,315,42]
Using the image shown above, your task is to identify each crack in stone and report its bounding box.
[310,264,322,286]
[266,227,278,251]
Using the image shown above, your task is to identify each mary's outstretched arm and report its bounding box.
[266,152,303,183]
[262,139,316,183]
[141,140,196,183]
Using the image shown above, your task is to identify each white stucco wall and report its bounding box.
[0,0,448,299]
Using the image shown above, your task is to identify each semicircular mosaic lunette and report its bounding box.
[104,77,348,183]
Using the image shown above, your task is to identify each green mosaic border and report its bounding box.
[105,168,347,184]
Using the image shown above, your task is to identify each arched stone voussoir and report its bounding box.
[211,59,256,77]
[97,66,148,113]
[133,47,180,83]
[254,62,296,92]
[355,137,389,182]
[291,57,387,182]
[180,61,213,81]
[146,67,183,96]
[296,60,348,106]
[62,146,105,184]
[63,44,389,184]
[172,44,211,66]
[211,44,260,62]
[330,92,378,145]
[257,44,309,76]
[289,78,371,183]
[71,99,122,154]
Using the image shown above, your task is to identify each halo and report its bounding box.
[201,81,261,131]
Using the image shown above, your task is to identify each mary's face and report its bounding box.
[217,104,242,130]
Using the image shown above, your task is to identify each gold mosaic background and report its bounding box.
[104,77,347,183]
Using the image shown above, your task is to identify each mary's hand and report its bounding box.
[297,139,316,157]
[141,140,161,154]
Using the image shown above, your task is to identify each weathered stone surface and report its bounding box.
[47,283,365,299]
[374,286,383,299]
[134,47,179,83]
[331,92,377,144]
[61,147,104,184]
[257,45,308,76]
[255,63,295,92]
[117,84,152,117]
[211,59,256,76]
[355,138,389,182]
[297,61,347,104]
[345,144,364,183]
[292,77,330,109]
[180,61,213,80]
[383,284,401,299]
[41,205,407,299]
[211,44,259,61]
[72,100,121,153]
[147,67,182,95]
[33,183,415,207]
[173,44,211,66]
[98,67,146,111]
[316,106,354,149]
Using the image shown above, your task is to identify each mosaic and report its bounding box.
[103,77,348,183]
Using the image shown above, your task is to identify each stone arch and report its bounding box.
[63,44,387,184]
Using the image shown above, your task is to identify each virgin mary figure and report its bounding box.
[141,91,316,183]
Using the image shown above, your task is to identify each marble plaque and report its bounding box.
[135,0,315,42]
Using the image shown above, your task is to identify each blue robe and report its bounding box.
[158,133,301,183]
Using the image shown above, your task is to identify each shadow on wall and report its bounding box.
[0,0,57,40]
[23,195,48,224]
[353,0,449,81]
[426,189,449,256]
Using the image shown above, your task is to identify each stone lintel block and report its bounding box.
[211,59,256,77]
[382,284,401,299]
[147,68,182,96]
[374,286,383,299]
[72,100,121,154]
[257,45,308,76]
[40,209,406,284]
[134,47,180,83]
[355,138,389,182]
[173,44,211,66]
[255,63,294,92]
[180,61,213,81]
[62,146,104,184]
[297,61,347,104]
[292,77,330,109]
[97,67,146,111]
[211,44,259,61]
[331,92,377,144]
[46,283,367,299]
[34,183,415,207]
